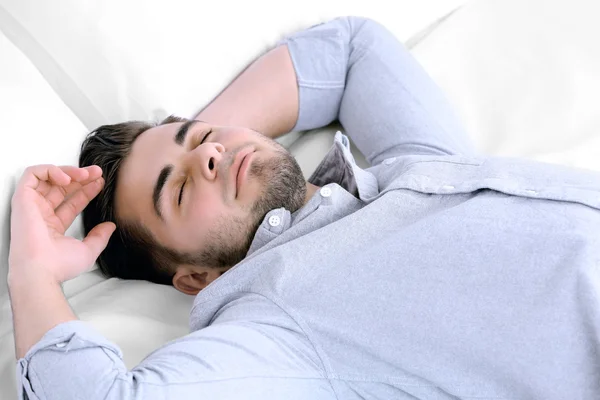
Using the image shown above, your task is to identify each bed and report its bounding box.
[1,0,599,397]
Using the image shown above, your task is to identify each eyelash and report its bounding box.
[178,129,212,206]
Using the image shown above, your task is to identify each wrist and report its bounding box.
[9,265,75,359]
[8,266,61,291]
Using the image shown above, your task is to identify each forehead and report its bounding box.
[115,123,180,223]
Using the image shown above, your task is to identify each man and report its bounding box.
[8,16,600,399]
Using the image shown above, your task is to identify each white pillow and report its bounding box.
[0,0,467,129]
[411,0,600,170]
[0,29,88,296]
[0,28,89,398]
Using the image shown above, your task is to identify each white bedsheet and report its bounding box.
[2,0,600,398]
[412,0,600,170]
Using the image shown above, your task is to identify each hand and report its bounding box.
[8,165,116,284]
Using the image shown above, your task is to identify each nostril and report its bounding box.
[208,159,214,170]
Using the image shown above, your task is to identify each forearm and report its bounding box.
[8,270,77,359]
[10,271,126,400]
[194,18,357,140]
[195,18,368,144]
[205,16,474,167]
[195,45,299,139]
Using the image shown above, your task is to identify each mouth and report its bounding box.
[231,147,255,198]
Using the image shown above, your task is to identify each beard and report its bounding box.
[181,146,307,269]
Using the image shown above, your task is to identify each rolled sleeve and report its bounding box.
[279,19,348,132]
[15,318,334,400]
[17,320,124,400]
[280,16,476,166]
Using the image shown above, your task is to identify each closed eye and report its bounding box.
[200,129,212,145]
[178,129,212,207]
[178,179,186,206]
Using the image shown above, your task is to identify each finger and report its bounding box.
[17,165,71,192]
[59,165,102,183]
[54,178,105,230]
[35,180,54,197]
[82,221,116,259]
[44,181,80,210]
[45,166,103,209]
[26,166,97,198]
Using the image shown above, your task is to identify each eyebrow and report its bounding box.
[152,120,198,220]
[174,119,198,145]
[153,165,173,220]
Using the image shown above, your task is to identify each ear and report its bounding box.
[172,265,227,295]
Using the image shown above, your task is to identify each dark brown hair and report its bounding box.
[79,115,187,285]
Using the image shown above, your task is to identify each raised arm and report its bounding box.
[197,16,476,165]
[195,45,300,139]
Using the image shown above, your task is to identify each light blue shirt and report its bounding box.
[17,16,600,399]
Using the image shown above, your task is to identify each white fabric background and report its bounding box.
[412,0,600,170]
[0,29,89,397]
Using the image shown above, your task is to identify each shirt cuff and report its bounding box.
[17,320,123,400]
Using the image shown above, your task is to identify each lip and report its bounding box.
[231,147,255,198]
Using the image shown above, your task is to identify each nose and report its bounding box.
[186,142,225,181]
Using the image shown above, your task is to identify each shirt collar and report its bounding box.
[309,131,378,200]
[245,131,378,256]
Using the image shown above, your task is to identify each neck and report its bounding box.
[304,182,320,205]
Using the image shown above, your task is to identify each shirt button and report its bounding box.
[56,342,67,348]
[320,187,332,198]
[268,215,281,227]
[384,157,397,165]
[441,185,455,190]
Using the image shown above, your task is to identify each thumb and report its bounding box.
[82,222,116,258]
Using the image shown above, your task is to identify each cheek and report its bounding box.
[188,190,224,224]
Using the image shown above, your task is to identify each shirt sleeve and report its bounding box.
[280,16,477,166]
[16,320,333,400]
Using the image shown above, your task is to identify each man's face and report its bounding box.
[115,120,306,270]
